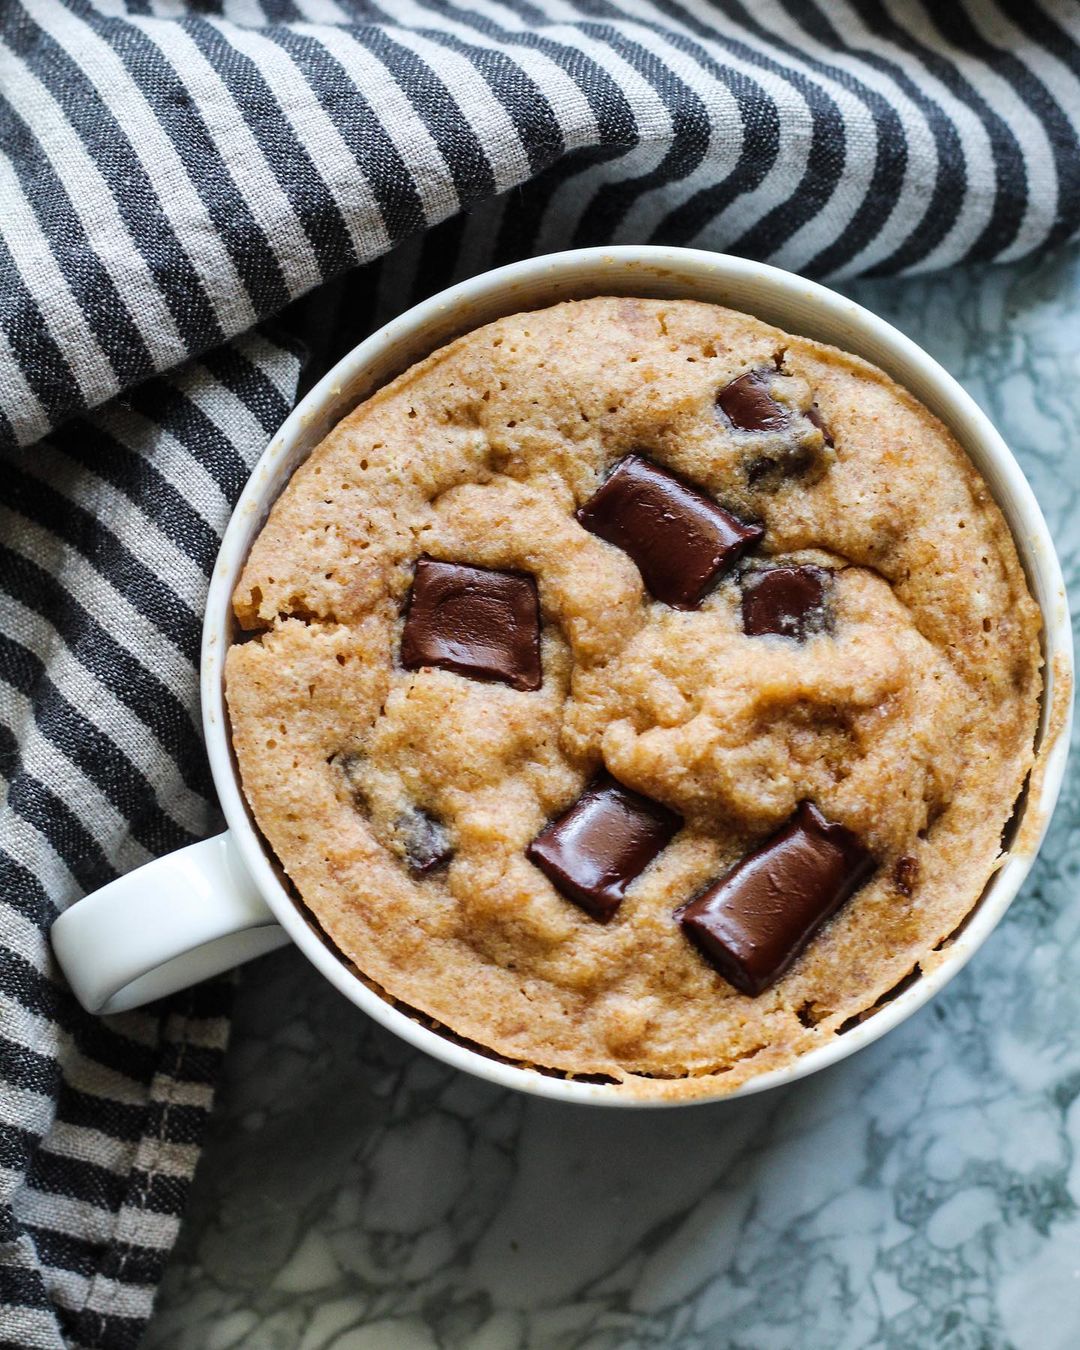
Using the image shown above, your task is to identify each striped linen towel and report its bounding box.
[1,2,1077,1345]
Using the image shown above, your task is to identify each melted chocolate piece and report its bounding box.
[678,801,876,996]
[396,807,452,873]
[717,367,795,433]
[745,445,816,488]
[741,565,831,640]
[577,455,763,609]
[894,854,918,897]
[402,557,541,691]
[806,402,835,447]
[527,772,682,920]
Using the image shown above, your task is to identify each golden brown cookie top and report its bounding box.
[225,297,1041,1098]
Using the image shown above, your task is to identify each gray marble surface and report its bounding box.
[144,247,1080,1350]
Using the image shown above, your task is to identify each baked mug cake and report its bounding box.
[225,297,1042,1097]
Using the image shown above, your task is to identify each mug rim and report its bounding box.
[201,245,1073,1108]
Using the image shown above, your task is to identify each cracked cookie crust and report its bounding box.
[225,297,1042,1098]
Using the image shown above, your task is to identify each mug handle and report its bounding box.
[50,832,291,1015]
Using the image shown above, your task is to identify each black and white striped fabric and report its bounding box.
[2,1,1078,1345]
[0,325,302,1349]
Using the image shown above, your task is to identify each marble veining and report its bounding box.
[143,246,1080,1350]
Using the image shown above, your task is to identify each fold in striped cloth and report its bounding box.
[2,1,1078,1345]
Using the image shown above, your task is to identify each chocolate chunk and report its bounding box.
[527,771,682,920]
[678,801,876,996]
[741,565,831,640]
[894,854,918,896]
[402,557,541,691]
[396,807,452,874]
[745,445,816,488]
[577,454,763,609]
[806,402,834,447]
[717,367,795,433]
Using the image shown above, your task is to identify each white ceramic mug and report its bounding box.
[51,247,1073,1106]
